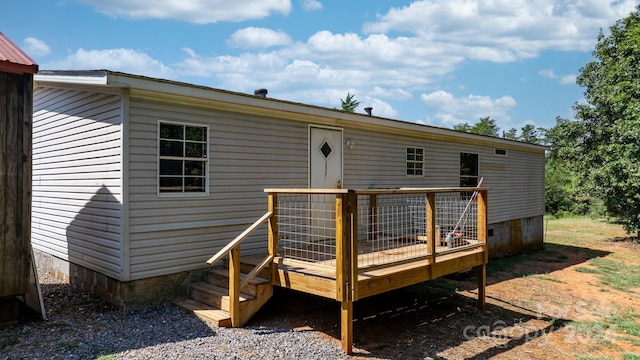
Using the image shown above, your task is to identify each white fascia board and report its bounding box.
[107,71,547,153]
[34,73,109,85]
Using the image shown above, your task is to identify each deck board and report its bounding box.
[268,244,486,301]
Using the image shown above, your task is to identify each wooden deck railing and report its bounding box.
[264,187,488,297]
[265,187,487,353]
[207,187,487,354]
[206,211,273,327]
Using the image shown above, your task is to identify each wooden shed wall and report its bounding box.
[32,86,124,280]
[0,72,32,297]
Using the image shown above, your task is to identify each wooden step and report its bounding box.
[225,254,272,278]
[189,282,254,311]
[174,298,231,327]
[207,268,270,297]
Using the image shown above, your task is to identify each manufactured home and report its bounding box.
[32,70,544,313]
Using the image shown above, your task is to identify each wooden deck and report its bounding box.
[193,187,488,355]
[264,244,485,299]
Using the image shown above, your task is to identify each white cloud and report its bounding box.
[227,27,292,49]
[421,90,516,128]
[559,74,577,85]
[538,68,556,79]
[301,0,323,11]
[75,0,292,24]
[44,48,175,79]
[364,0,637,62]
[23,37,50,57]
[173,28,468,108]
[538,68,577,85]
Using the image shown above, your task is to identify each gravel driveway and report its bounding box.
[0,272,346,360]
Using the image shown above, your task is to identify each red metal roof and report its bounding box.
[0,32,38,74]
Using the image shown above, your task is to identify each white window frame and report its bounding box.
[406,146,425,177]
[157,120,209,197]
[494,147,508,157]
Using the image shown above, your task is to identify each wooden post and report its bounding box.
[267,193,278,281]
[335,193,351,301]
[476,189,488,310]
[476,264,486,310]
[336,192,353,354]
[426,192,436,275]
[341,300,353,354]
[229,246,241,327]
[348,190,358,301]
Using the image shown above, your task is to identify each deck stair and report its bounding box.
[175,258,273,327]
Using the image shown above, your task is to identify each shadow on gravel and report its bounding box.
[249,282,573,359]
[248,244,611,359]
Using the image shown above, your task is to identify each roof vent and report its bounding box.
[254,88,268,98]
[364,106,373,116]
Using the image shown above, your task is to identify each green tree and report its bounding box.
[340,93,360,112]
[503,128,518,140]
[517,124,548,144]
[453,122,472,132]
[544,117,593,216]
[471,116,500,137]
[555,7,640,233]
[454,116,500,137]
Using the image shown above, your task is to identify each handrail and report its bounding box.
[239,254,274,290]
[206,211,273,266]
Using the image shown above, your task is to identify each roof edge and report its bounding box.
[35,70,109,85]
[0,32,39,74]
[35,69,548,151]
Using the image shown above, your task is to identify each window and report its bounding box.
[494,148,508,157]
[158,122,208,194]
[460,152,479,187]
[406,147,424,176]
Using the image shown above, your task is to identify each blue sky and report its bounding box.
[2,0,638,133]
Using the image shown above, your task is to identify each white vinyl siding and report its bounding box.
[31,74,545,283]
[32,87,123,279]
[127,99,308,280]
[342,128,545,225]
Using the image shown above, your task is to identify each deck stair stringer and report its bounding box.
[175,260,273,327]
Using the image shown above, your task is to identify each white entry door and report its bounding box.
[310,127,343,189]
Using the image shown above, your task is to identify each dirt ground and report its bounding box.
[250,220,640,359]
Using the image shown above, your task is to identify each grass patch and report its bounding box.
[610,311,640,337]
[575,258,640,292]
[96,355,116,360]
[527,274,567,284]
[578,356,613,360]
[624,354,640,360]
[569,311,640,348]
[569,321,613,345]
[487,253,527,275]
[545,217,627,249]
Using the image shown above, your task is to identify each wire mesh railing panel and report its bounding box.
[434,191,479,252]
[357,194,430,268]
[356,191,481,268]
[277,193,337,267]
[273,189,483,272]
